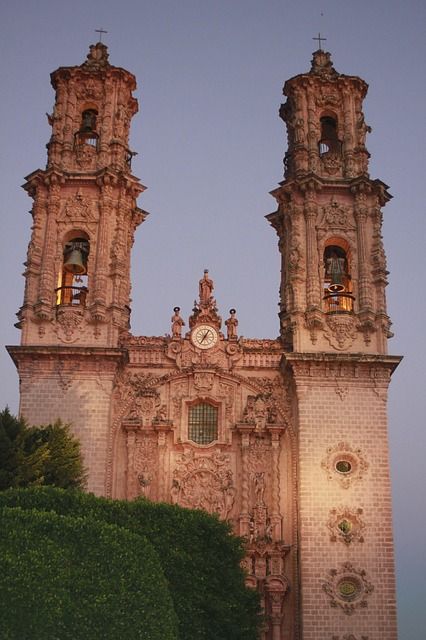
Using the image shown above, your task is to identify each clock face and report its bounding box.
[191,324,218,349]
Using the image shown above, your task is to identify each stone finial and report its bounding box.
[310,50,338,78]
[82,42,110,70]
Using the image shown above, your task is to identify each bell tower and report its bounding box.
[9,43,147,494]
[17,41,146,348]
[268,50,400,639]
[268,49,392,354]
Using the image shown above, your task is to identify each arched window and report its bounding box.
[319,115,341,156]
[188,403,218,445]
[323,244,354,313]
[56,236,89,306]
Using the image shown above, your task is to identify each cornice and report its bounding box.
[282,351,402,381]
[7,345,126,367]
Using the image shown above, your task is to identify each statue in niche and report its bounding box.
[243,396,256,424]
[253,472,266,506]
[171,306,185,338]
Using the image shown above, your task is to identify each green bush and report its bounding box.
[0,505,178,640]
[0,408,86,490]
[0,487,260,640]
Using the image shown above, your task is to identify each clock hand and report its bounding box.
[200,330,209,343]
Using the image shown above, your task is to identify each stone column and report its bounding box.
[37,180,61,318]
[304,189,320,309]
[268,426,286,540]
[122,420,140,499]
[354,190,372,310]
[92,178,113,319]
[237,425,254,537]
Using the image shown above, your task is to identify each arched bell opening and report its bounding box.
[319,115,342,157]
[323,241,354,313]
[74,108,99,149]
[56,232,90,306]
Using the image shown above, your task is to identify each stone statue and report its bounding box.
[225,308,238,339]
[199,269,214,304]
[171,306,185,338]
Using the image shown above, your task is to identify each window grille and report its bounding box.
[188,403,218,445]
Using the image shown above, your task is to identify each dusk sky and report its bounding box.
[1,1,425,637]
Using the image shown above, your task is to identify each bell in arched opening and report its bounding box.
[63,239,89,275]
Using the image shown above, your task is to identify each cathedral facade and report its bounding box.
[8,43,400,639]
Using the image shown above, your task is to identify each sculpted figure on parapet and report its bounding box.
[225,308,238,340]
[199,269,214,304]
[171,306,185,338]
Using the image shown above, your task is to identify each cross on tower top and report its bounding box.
[312,32,327,50]
[95,28,108,42]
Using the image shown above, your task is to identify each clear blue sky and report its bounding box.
[1,1,425,637]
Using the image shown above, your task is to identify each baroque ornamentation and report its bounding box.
[322,152,342,176]
[321,200,351,229]
[55,307,84,343]
[60,192,97,221]
[133,436,157,499]
[322,562,374,615]
[321,442,369,489]
[194,372,215,391]
[327,506,365,544]
[171,450,235,519]
[325,314,358,350]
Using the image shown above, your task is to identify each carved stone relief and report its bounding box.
[59,192,98,222]
[171,449,235,519]
[55,307,84,343]
[133,435,157,499]
[320,200,352,229]
[324,314,358,350]
[322,562,374,615]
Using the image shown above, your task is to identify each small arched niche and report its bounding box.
[56,231,90,306]
[323,240,354,313]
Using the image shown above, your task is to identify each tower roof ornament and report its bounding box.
[310,49,338,79]
[82,41,110,70]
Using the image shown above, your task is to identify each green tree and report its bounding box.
[0,408,86,490]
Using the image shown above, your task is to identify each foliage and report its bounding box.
[0,408,86,490]
[0,505,178,640]
[0,487,261,640]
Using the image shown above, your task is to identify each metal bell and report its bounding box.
[64,249,85,275]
